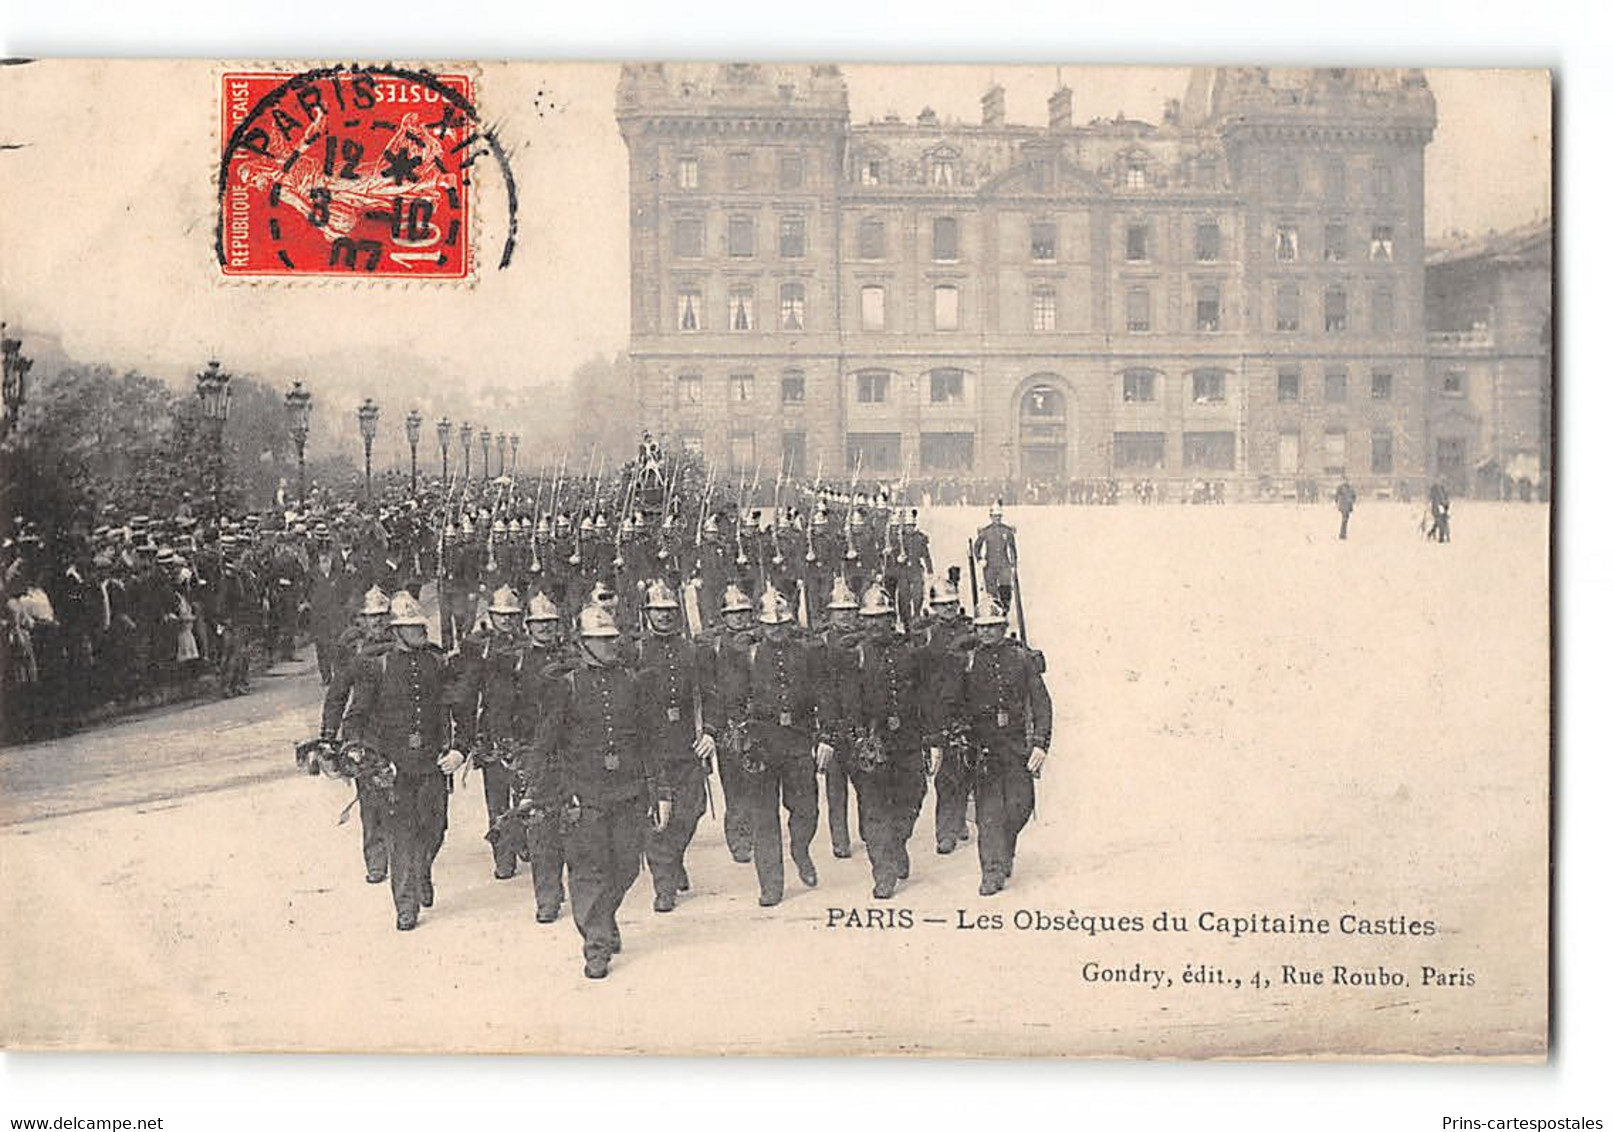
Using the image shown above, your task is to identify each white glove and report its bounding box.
[813,743,835,772]
[693,732,717,761]
[653,797,672,832]
[438,748,467,775]
[1027,746,1048,775]
[926,747,941,777]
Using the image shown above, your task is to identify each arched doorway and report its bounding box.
[1018,378,1070,480]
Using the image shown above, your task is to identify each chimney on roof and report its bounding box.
[1048,86,1072,130]
[982,84,1006,128]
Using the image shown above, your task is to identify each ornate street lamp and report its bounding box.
[436,415,452,482]
[405,408,423,496]
[284,380,313,506]
[2,323,34,435]
[357,397,380,503]
[196,359,233,521]
[509,433,520,477]
[480,426,492,481]
[459,421,473,479]
[496,432,507,478]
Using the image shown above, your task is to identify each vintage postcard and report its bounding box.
[0,60,1551,1059]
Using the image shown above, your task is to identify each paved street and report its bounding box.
[0,503,1548,1057]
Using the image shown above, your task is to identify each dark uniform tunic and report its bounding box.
[962,639,1053,887]
[974,520,1019,611]
[511,642,569,919]
[451,629,529,878]
[817,623,862,856]
[846,630,929,891]
[634,631,717,904]
[701,624,756,861]
[739,632,827,901]
[913,612,973,851]
[321,623,393,880]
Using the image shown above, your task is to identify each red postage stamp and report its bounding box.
[217,66,486,280]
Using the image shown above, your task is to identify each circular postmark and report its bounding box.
[217,64,518,278]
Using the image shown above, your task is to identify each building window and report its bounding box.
[679,432,704,456]
[1195,222,1221,262]
[677,157,699,189]
[1126,163,1146,190]
[1192,369,1227,404]
[673,218,703,258]
[1027,160,1050,192]
[1125,287,1151,332]
[1183,431,1235,470]
[932,216,959,261]
[1122,369,1156,403]
[780,370,806,405]
[860,159,881,186]
[1324,159,1347,202]
[1371,286,1394,335]
[1275,159,1300,199]
[1324,286,1348,333]
[677,372,703,406]
[1032,286,1057,332]
[858,217,886,260]
[1277,367,1300,403]
[778,153,803,191]
[729,430,756,472]
[860,285,886,331]
[930,368,965,405]
[1371,161,1392,201]
[1370,225,1394,261]
[1031,221,1057,261]
[1275,284,1301,332]
[1371,370,1393,400]
[727,285,754,331]
[778,216,805,259]
[931,159,955,187]
[1125,223,1149,261]
[1196,284,1222,332]
[845,432,901,472]
[780,431,807,475]
[933,284,960,331]
[730,372,754,404]
[779,282,806,331]
[1325,369,1348,403]
[1114,432,1166,470]
[1324,223,1347,262]
[856,370,890,404]
[1275,224,1299,261]
[1278,430,1301,475]
[728,215,754,258]
[727,152,751,190]
[676,286,702,331]
[920,432,974,471]
[1371,431,1394,474]
[1443,369,1466,397]
[1323,429,1347,476]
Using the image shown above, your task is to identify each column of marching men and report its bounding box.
[302,454,1052,982]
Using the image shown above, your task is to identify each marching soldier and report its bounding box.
[512,589,570,923]
[913,571,973,855]
[738,584,836,907]
[451,584,529,880]
[343,591,464,931]
[635,579,718,913]
[961,596,1052,896]
[318,585,395,883]
[704,583,759,864]
[973,501,1019,613]
[817,575,862,859]
[897,509,932,629]
[844,584,929,899]
[527,602,669,979]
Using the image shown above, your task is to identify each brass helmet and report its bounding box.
[578,602,620,638]
[702,514,721,537]
[903,508,920,527]
[988,499,1004,520]
[589,580,617,607]
[827,575,858,611]
[489,585,523,615]
[389,591,430,627]
[859,583,896,618]
[973,595,1009,627]
[645,579,680,610]
[524,591,561,623]
[850,508,867,529]
[721,583,754,614]
[757,584,794,625]
[360,585,391,616]
[928,575,960,606]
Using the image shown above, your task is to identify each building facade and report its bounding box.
[616,64,1537,497]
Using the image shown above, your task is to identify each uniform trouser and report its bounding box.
[852,752,928,887]
[218,625,249,692]
[824,756,852,852]
[357,777,390,878]
[527,814,566,917]
[382,771,449,919]
[481,761,522,875]
[715,747,753,857]
[933,750,971,845]
[314,633,337,683]
[563,797,646,964]
[974,759,1035,881]
[744,751,819,899]
[646,758,706,899]
[1338,511,1352,539]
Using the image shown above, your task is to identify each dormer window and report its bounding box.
[931,159,955,186]
[860,159,881,186]
[1126,163,1146,190]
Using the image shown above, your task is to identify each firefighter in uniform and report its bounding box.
[636,579,719,913]
[318,585,395,883]
[962,596,1052,896]
[528,602,669,979]
[451,584,528,880]
[846,584,929,899]
[739,584,836,907]
[913,572,973,855]
[817,575,862,858]
[704,583,759,864]
[973,501,1019,613]
[513,589,570,923]
[343,591,464,931]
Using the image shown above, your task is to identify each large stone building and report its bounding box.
[616,64,1543,496]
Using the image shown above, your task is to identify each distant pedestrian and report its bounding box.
[1334,478,1357,540]
[1429,482,1452,543]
